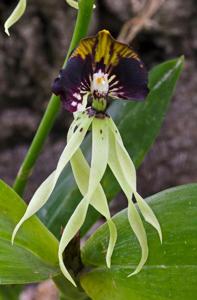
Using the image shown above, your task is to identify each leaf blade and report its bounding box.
[0,180,60,284]
[80,184,197,300]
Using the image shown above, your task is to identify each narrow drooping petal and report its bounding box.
[67,117,117,268]
[109,118,162,242]
[12,113,93,244]
[108,124,148,276]
[108,118,162,275]
[133,191,162,242]
[70,149,117,268]
[52,30,148,113]
[59,117,109,285]
[66,0,79,9]
[65,0,96,10]
[12,171,55,244]
[4,0,26,36]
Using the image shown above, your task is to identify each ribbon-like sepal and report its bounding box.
[68,116,117,269]
[4,0,26,36]
[12,112,93,244]
[108,118,162,276]
[58,116,109,285]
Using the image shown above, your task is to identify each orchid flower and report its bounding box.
[12,30,162,286]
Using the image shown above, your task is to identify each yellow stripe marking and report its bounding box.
[71,30,141,67]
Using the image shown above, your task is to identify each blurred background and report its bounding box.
[0,0,197,299]
[0,0,197,198]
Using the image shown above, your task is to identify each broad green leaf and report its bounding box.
[39,56,184,238]
[0,180,60,284]
[80,184,197,300]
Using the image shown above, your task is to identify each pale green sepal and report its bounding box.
[109,118,162,239]
[127,201,148,277]
[69,148,117,268]
[54,114,92,184]
[67,117,110,214]
[87,118,109,195]
[134,191,162,242]
[108,120,148,276]
[58,198,89,287]
[11,171,55,244]
[66,0,96,10]
[66,0,79,10]
[105,219,117,268]
[12,114,93,244]
[67,138,117,268]
[4,0,26,36]
[59,117,109,286]
[109,118,136,188]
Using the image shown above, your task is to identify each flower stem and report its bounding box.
[13,0,95,196]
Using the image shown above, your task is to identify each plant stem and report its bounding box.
[54,274,90,300]
[13,0,95,196]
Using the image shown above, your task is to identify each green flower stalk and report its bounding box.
[12,30,162,286]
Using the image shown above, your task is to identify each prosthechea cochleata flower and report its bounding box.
[12,30,162,287]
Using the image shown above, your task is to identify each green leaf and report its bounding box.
[80,184,197,300]
[39,56,184,238]
[0,180,60,284]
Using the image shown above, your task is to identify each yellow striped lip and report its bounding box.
[71,29,140,67]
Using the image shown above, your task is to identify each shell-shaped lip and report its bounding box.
[52,30,149,113]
